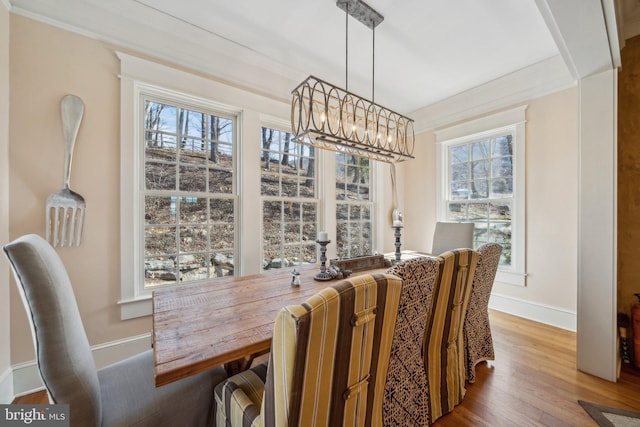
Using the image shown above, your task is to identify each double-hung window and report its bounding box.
[143,98,236,286]
[335,153,373,258]
[436,106,526,285]
[119,55,242,319]
[261,126,318,269]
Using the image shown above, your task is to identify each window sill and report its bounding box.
[496,269,526,287]
[118,295,152,320]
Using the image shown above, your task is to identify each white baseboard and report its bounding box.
[489,292,577,332]
[12,333,151,399]
[0,367,13,404]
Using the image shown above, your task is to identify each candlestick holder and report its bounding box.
[314,239,333,281]
[394,225,403,263]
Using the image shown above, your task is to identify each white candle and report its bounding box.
[318,231,328,241]
[393,220,403,227]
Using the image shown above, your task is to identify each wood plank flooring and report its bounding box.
[437,310,640,426]
[12,310,640,426]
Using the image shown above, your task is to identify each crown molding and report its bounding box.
[9,2,301,106]
[411,55,575,133]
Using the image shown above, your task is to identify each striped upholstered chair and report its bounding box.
[384,256,442,426]
[425,249,478,424]
[214,273,403,426]
[464,242,503,383]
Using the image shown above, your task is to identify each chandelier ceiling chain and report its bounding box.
[290,0,415,163]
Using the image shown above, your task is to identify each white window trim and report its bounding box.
[118,52,244,319]
[435,105,527,286]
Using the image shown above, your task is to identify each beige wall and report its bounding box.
[503,89,578,312]
[1,0,12,389]
[403,88,579,315]
[9,15,150,363]
[401,130,438,252]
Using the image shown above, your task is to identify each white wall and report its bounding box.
[0,0,13,403]
[577,69,618,381]
[403,88,579,331]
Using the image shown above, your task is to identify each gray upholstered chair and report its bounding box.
[214,273,403,426]
[464,242,503,383]
[431,221,474,255]
[384,256,442,426]
[3,234,227,427]
[425,248,478,424]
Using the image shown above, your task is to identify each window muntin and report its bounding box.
[143,99,236,287]
[261,127,317,269]
[446,134,513,266]
[436,106,526,286]
[336,153,373,258]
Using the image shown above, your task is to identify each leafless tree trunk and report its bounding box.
[210,116,219,163]
[281,132,291,166]
[305,146,315,187]
[262,127,274,169]
[144,102,164,147]
[179,109,189,148]
[351,155,360,184]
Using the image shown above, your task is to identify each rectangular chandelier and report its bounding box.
[290,0,415,163]
[291,75,415,163]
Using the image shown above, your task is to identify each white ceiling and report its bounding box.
[6,0,624,116]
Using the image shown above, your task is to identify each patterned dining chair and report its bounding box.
[425,249,478,424]
[214,273,403,426]
[384,256,442,426]
[464,242,503,383]
[3,234,228,427]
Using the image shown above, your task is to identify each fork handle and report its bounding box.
[60,95,85,189]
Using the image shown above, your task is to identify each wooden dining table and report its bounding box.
[152,263,387,387]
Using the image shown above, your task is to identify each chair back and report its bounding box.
[260,273,402,426]
[464,242,502,382]
[431,221,474,255]
[425,248,478,423]
[384,256,442,425]
[3,234,101,426]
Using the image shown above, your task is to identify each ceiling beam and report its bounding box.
[535,0,620,79]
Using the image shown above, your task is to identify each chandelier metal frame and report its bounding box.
[290,0,415,163]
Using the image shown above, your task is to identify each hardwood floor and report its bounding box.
[437,310,640,426]
[12,310,640,426]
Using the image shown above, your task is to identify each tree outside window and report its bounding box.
[261,127,318,270]
[336,153,372,258]
[446,134,514,266]
[143,99,235,287]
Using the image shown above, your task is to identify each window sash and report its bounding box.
[335,154,373,258]
[260,126,318,270]
[435,106,526,286]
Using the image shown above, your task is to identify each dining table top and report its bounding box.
[152,263,388,387]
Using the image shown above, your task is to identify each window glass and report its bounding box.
[143,99,236,287]
[446,134,513,266]
[261,127,317,269]
[336,153,373,258]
